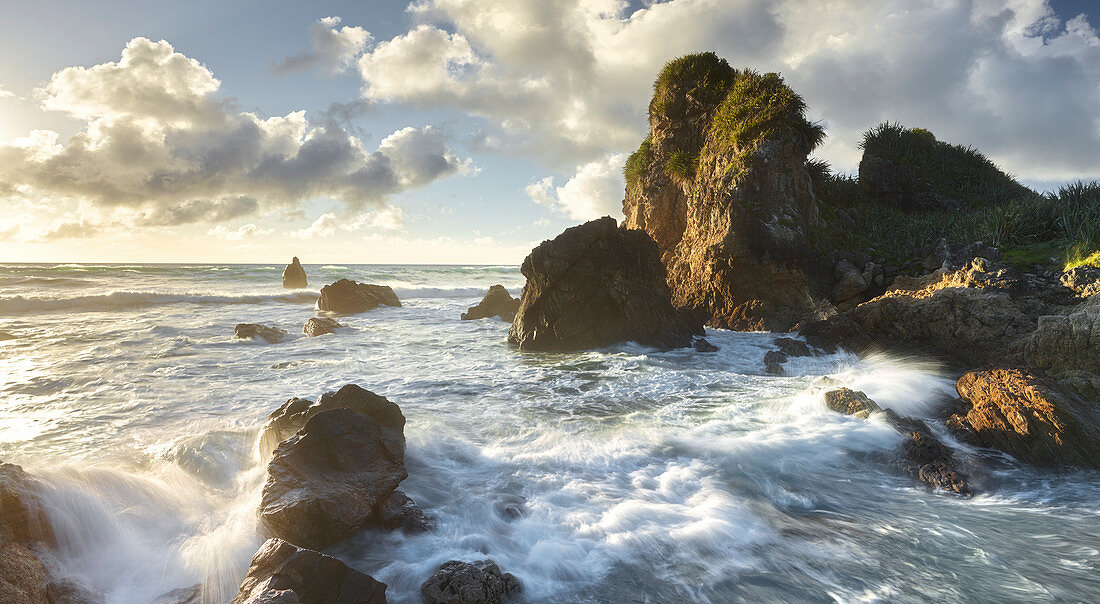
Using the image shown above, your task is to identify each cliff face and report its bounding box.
[622,53,828,331]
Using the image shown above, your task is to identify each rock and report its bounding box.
[1060,265,1100,297]
[461,286,520,322]
[823,391,970,494]
[508,217,702,351]
[302,317,342,337]
[282,257,308,289]
[0,331,17,341]
[317,279,401,314]
[377,490,430,533]
[1022,296,1100,376]
[259,408,409,550]
[420,560,521,604]
[824,388,881,419]
[832,261,869,309]
[151,585,202,604]
[921,239,1002,272]
[232,538,387,604]
[258,385,405,460]
[622,57,829,331]
[692,337,719,353]
[235,324,287,344]
[950,369,1100,469]
[0,462,68,604]
[774,337,812,357]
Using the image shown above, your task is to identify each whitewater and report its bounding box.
[1,263,1097,603]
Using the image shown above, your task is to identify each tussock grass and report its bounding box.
[709,70,824,164]
[624,137,653,191]
[667,149,697,184]
[651,52,737,117]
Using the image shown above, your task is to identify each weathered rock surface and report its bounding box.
[317,279,401,314]
[302,317,342,337]
[258,385,404,460]
[282,257,308,289]
[232,538,387,604]
[622,57,829,331]
[377,490,430,533]
[235,324,287,344]
[823,390,970,495]
[508,217,702,351]
[1022,295,1100,376]
[950,369,1100,469]
[259,407,409,550]
[1060,265,1100,297]
[420,560,521,604]
[462,286,520,322]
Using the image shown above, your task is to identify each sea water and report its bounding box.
[0,263,1097,603]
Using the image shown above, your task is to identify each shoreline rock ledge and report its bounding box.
[282,256,308,289]
[508,216,703,351]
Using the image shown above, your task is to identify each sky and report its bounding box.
[0,0,1097,264]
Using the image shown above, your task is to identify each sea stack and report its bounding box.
[282,257,308,289]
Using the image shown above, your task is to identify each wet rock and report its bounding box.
[493,494,527,521]
[232,538,387,604]
[317,279,401,314]
[508,217,702,351]
[692,337,719,353]
[47,578,105,604]
[302,317,342,337]
[258,385,405,460]
[234,324,287,343]
[774,337,812,357]
[377,490,430,533]
[0,462,69,604]
[763,350,787,376]
[824,388,881,419]
[282,257,308,289]
[420,560,521,604]
[151,584,202,604]
[1060,265,1100,297]
[259,407,409,550]
[950,369,1100,469]
[461,286,520,322]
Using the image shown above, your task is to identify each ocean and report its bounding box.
[1,263,1098,603]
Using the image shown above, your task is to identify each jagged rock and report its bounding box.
[692,337,719,353]
[832,261,869,310]
[921,239,1002,272]
[302,317,342,337]
[420,560,521,604]
[232,538,387,604]
[317,279,401,314]
[461,286,520,322]
[259,407,409,550]
[823,391,970,494]
[1022,295,1100,376]
[377,490,430,533]
[950,369,1100,469]
[1060,265,1100,297]
[774,337,812,357]
[622,56,828,331]
[235,324,287,344]
[258,385,405,460]
[282,257,308,289]
[508,217,702,351]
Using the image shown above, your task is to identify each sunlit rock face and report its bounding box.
[622,53,831,331]
[282,257,308,289]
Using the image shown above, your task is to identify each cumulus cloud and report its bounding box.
[526,153,625,220]
[0,85,14,99]
[275,16,372,75]
[358,0,1100,182]
[291,206,405,239]
[38,219,100,241]
[207,223,273,240]
[0,37,470,236]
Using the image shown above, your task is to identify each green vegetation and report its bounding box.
[860,122,1032,207]
[1065,249,1100,270]
[666,149,697,184]
[708,70,825,164]
[651,52,737,116]
[624,137,653,191]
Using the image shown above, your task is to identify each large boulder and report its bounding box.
[282,257,308,289]
[1022,295,1100,376]
[258,385,405,460]
[235,324,287,344]
[302,317,342,337]
[507,217,702,351]
[259,407,409,550]
[461,286,520,322]
[232,538,387,604]
[621,54,830,331]
[949,369,1100,469]
[317,280,401,314]
[420,560,521,604]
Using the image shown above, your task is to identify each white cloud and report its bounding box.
[0,37,471,233]
[207,223,273,240]
[275,16,372,75]
[290,212,340,239]
[527,153,625,220]
[357,0,1100,181]
[38,219,100,241]
[0,85,14,99]
[291,206,407,239]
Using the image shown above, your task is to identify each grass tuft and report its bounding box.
[624,137,653,191]
[708,70,824,165]
[651,52,737,117]
[667,149,697,184]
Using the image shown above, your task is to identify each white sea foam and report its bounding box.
[0,291,318,313]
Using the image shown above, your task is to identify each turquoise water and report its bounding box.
[0,263,1097,603]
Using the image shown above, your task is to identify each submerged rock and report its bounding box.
[151,585,202,604]
[420,560,521,604]
[282,257,308,289]
[462,285,520,322]
[508,216,702,351]
[823,390,970,495]
[302,317,342,337]
[317,279,401,314]
[950,369,1100,469]
[692,337,719,353]
[232,538,387,604]
[259,407,409,550]
[234,324,287,344]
